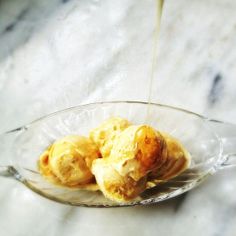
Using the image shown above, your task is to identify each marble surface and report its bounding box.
[0,0,236,235]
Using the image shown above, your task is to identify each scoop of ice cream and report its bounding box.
[39,135,100,186]
[92,158,146,203]
[147,132,191,186]
[91,125,166,202]
[109,125,167,181]
[90,117,130,158]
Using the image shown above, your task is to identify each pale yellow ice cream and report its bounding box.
[39,147,58,184]
[109,125,167,181]
[90,117,130,158]
[92,125,167,202]
[147,132,191,187]
[39,135,100,186]
[92,158,147,203]
[38,117,191,203]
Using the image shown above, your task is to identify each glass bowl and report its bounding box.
[0,101,235,207]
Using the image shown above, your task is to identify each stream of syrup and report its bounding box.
[146,0,164,119]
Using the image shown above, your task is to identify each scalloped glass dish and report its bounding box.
[0,101,236,207]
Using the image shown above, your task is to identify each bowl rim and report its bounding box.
[5,100,235,133]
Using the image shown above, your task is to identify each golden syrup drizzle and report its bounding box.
[146,0,164,120]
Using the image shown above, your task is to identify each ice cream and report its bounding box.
[92,158,147,202]
[109,125,167,180]
[147,132,191,187]
[39,147,59,184]
[38,117,191,203]
[92,125,167,202]
[39,135,100,186]
[90,117,130,158]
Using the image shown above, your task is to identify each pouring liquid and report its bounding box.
[146,0,164,120]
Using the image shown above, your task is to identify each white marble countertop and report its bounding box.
[0,0,236,235]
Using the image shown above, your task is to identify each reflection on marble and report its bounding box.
[0,0,235,235]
